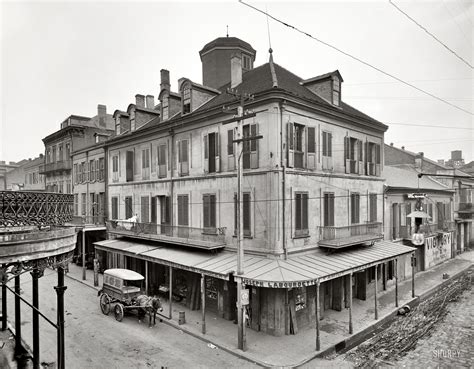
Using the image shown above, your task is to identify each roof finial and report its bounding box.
[226,25,229,37]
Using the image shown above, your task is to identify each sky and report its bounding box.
[1,0,473,164]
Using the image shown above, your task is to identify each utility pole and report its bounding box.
[223,88,261,351]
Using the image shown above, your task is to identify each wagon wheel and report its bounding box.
[99,294,111,315]
[114,303,124,322]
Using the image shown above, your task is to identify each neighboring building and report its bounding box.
[460,160,474,176]
[0,160,20,190]
[95,36,415,338]
[383,165,455,274]
[442,150,465,168]
[5,155,45,191]
[385,144,473,250]
[40,105,114,193]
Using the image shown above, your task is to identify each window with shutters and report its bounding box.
[98,157,105,181]
[141,196,149,223]
[126,151,134,182]
[73,164,78,184]
[177,194,189,238]
[369,193,377,222]
[351,193,360,224]
[157,144,167,178]
[142,148,150,180]
[115,116,121,135]
[227,129,235,171]
[159,196,171,235]
[234,192,251,237]
[90,160,96,182]
[295,192,309,237]
[242,124,259,169]
[345,137,363,174]
[81,193,86,216]
[287,122,307,169]
[307,126,316,169]
[366,142,381,176]
[178,139,189,176]
[203,194,217,233]
[322,131,333,170]
[111,197,118,219]
[436,202,444,230]
[203,132,220,173]
[324,193,335,227]
[112,155,119,182]
[124,196,133,219]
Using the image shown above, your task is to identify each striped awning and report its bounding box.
[94,239,415,287]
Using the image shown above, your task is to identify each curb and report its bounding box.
[65,273,100,292]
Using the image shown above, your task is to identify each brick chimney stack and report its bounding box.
[97,104,107,126]
[146,95,154,109]
[160,69,170,91]
[135,94,145,108]
[415,152,424,170]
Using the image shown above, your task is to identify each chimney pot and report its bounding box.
[146,95,154,109]
[390,142,393,146]
[401,146,405,150]
[230,53,242,89]
[135,94,145,108]
[97,104,106,117]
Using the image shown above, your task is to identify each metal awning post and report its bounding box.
[395,258,399,307]
[411,253,415,298]
[2,278,7,331]
[374,265,378,320]
[169,266,173,319]
[14,275,22,357]
[145,261,148,295]
[349,273,353,334]
[315,281,320,351]
[31,269,41,369]
[54,267,67,369]
[201,274,206,334]
[82,230,86,280]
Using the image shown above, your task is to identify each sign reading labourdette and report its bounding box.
[242,279,320,288]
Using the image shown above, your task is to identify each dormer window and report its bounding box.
[183,85,191,114]
[115,117,121,135]
[162,94,169,120]
[332,76,340,106]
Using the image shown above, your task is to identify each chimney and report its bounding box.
[230,53,242,88]
[146,95,154,109]
[415,152,424,169]
[160,69,170,91]
[401,146,405,150]
[135,94,145,108]
[390,142,393,146]
[39,154,44,159]
[97,104,107,127]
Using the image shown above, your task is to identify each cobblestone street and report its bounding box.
[394,286,473,368]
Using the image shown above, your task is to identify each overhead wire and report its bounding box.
[238,0,474,116]
[388,0,473,69]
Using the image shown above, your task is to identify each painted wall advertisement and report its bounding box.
[425,232,452,268]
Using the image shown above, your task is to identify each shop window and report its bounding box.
[295,288,307,311]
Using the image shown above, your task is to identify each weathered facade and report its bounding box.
[5,156,45,191]
[96,36,415,339]
[40,105,114,193]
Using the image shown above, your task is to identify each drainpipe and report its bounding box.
[278,101,287,260]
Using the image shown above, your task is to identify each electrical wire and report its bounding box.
[238,0,474,116]
[388,0,473,69]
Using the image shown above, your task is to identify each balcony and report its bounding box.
[318,222,383,249]
[39,160,72,175]
[106,220,226,250]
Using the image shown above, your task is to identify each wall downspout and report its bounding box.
[279,101,287,260]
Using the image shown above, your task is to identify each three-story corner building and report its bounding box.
[95,36,415,337]
[40,105,114,193]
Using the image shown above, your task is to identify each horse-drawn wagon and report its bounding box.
[98,268,162,326]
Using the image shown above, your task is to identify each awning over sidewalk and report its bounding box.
[94,239,415,287]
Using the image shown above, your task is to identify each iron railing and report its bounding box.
[0,191,73,227]
[39,160,72,174]
[319,222,382,240]
[106,220,226,245]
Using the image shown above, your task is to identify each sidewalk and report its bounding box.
[65,252,473,368]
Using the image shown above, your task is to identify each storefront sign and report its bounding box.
[242,278,320,288]
[425,232,452,268]
[407,193,426,199]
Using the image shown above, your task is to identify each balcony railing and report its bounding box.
[106,220,226,250]
[0,191,73,228]
[69,215,106,226]
[318,222,383,249]
[457,202,473,213]
[39,160,72,174]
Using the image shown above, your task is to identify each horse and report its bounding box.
[135,295,163,327]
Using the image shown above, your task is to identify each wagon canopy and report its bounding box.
[103,268,144,281]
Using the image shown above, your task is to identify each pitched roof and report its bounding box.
[195,62,384,127]
[384,165,452,192]
[384,144,449,170]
